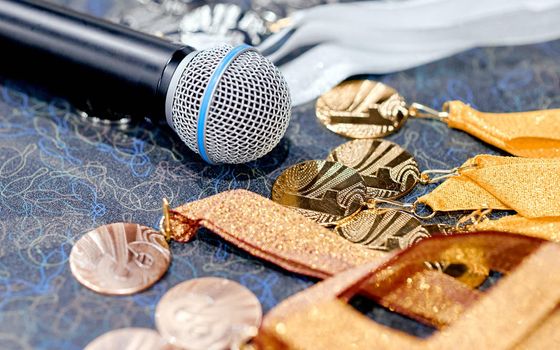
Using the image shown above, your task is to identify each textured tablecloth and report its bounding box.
[0,1,559,349]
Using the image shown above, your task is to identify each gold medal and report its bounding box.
[327,139,420,198]
[316,80,408,138]
[335,209,429,251]
[271,160,368,225]
[316,79,560,158]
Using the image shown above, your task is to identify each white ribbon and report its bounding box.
[259,0,560,106]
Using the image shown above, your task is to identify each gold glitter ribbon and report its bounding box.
[472,215,560,241]
[445,101,560,158]
[255,232,560,350]
[168,190,480,328]
[418,155,560,217]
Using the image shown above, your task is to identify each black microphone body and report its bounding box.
[0,0,293,164]
[0,0,194,119]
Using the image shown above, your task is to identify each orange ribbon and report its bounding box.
[256,232,560,350]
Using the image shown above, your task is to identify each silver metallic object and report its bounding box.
[166,44,291,164]
[108,1,273,47]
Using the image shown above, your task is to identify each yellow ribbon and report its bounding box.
[472,215,560,242]
[418,155,560,218]
[445,101,560,158]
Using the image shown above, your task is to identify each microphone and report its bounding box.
[0,0,292,164]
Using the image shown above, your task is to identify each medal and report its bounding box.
[317,79,560,158]
[334,209,429,252]
[316,80,408,139]
[327,139,420,198]
[84,328,174,350]
[69,223,171,295]
[155,277,262,350]
[271,160,367,226]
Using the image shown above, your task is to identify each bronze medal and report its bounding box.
[70,223,171,295]
[155,277,262,350]
[85,328,175,350]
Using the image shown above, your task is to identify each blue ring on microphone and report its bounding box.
[197,44,254,164]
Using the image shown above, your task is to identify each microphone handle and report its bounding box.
[0,0,195,120]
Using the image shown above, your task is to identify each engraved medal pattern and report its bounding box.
[335,209,430,251]
[271,160,368,225]
[69,223,171,295]
[85,328,175,350]
[155,277,262,350]
[316,80,409,138]
[327,139,420,198]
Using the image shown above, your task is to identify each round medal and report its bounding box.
[155,277,262,350]
[335,209,429,251]
[85,328,174,350]
[272,160,368,225]
[70,223,171,295]
[316,80,408,139]
[327,139,420,199]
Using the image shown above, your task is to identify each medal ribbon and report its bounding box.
[418,155,560,218]
[168,189,480,328]
[255,233,560,350]
[472,215,560,241]
[445,101,560,158]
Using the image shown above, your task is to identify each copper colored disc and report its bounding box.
[69,223,171,295]
[85,328,175,350]
[155,277,262,350]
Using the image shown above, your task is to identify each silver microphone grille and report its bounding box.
[168,44,291,164]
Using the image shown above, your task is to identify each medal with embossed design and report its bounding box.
[327,139,420,198]
[317,79,560,158]
[271,160,368,226]
[335,209,430,252]
[316,80,410,139]
[85,328,175,350]
[155,277,262,350]
[70,223,171,295]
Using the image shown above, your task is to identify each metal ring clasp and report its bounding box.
[161,198,172,241]
[408,102,449,121]
[456,208,493,230]
[367,198,437,220]
[418,164,478,185]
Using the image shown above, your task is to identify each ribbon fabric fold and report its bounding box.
[256,233,560,350]
[419,155,560,218]
[445,101,560,158]
[168,189,480,327]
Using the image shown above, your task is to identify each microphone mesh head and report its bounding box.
[170,45,291,164]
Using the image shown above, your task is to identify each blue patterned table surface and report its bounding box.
[1,1,559,349]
